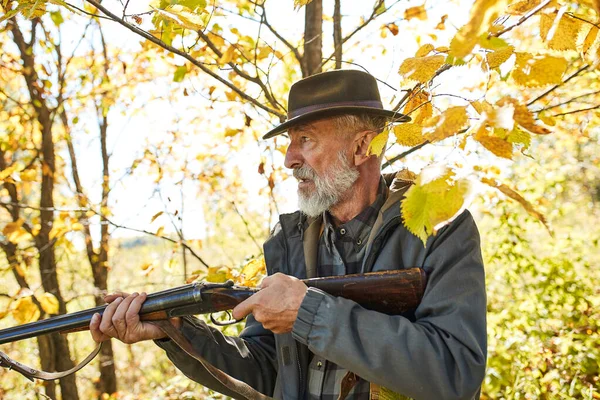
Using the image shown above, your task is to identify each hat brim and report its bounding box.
[262,106,411,139]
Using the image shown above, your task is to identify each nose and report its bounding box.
[284,140,303,170]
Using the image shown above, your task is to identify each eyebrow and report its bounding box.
[291,124,318,135]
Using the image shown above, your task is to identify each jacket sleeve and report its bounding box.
[291,210,487,400]
[155,314,277,397]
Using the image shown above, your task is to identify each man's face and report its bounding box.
[284,118,359,217]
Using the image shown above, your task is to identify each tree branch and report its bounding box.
[527,64,590,106]
[491,0,551,37]
[84,0,286,120]
[551,104,600,117]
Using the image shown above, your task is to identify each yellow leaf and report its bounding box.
[294,0,313,9]
[150,211,163,223]
[507,0,542,15]
[219,46,236,65]
[155,5,206,31]
[473,126,513,159]
[366,130,389,157]
[540,12,582,51]
[140,262,153,271]
[470,100,493,115]
[511,53,567,87]
[393,124,424,147]
[206,266,232,283]
[399,55,445,83]
[395,169,417,182]
[0,162,23,181]
[71,222,84,231]
[436,15,448,30]
[3,219,23,237]
[497,97,551,134]
[507,127,531,149]
[12,297,40,324]
[582,26,599,55]
[481,177,548,228]
[20,169,37,182]
[425,106,469,142]
[156,226,165,237]
[241,257,266,286]
[401,171,468,246]
[404,4,427,20]
[403,91,432,124]
[485,45,514,69]
[538,113,556,126]
[483,104,515,131]
[37,292,59,315]
[449,0,509,58]
[415,44,434,58]
[224,128,240,137]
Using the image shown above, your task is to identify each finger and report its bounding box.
[125,292,146,327]
[99,297,123,337]
[104,292,128,303]
[90,313,110,343]
[232,294,258,320]
[112,293,139,338]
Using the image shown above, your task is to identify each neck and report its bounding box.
[329,169,381,225]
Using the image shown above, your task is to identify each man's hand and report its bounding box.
[89,292,181,344]
[232,273,308,334]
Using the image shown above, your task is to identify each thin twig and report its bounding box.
[230,201,263,254]
[540,90,600,111]
[382,141,430,169]
[551,104,600,117]
[527,64,590,106]
[84,0,286,119]
[491,0,551,37]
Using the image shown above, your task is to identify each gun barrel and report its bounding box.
[0,283,202,345]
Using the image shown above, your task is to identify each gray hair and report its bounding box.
[330,114,389,137]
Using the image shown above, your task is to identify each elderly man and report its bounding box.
[90,70,487,399]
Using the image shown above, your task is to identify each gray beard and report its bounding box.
[294,151,359,218]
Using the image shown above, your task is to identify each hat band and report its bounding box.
[288,100,383,119]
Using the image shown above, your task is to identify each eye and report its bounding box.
[300,136,311,143]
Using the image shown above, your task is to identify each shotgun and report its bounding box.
[0,268,426,385]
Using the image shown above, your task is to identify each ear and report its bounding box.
[352,130,379,166]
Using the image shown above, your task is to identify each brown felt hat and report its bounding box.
[263,70,410,139]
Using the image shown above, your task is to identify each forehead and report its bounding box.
[288,118,337,137]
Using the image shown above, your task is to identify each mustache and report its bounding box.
[293,165,317,180]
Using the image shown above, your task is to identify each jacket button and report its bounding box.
[339,228,346,235]
[317,361,323,368]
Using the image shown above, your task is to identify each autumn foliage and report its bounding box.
[1,0,600,398]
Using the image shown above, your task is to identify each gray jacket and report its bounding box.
[156,176,487,399]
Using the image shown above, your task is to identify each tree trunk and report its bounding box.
[303,0,323,76]
[333,0,342,69]
[8,18,80,400]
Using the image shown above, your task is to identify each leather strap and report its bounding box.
[337,371,359,400]
[0,343,102,382]
[151,320,272,400]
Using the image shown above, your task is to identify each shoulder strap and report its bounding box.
[0,343,101,382]
[302,216,323,279]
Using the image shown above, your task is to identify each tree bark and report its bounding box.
[303,0,323,76]
[8,18,80,400]
[333,0,342,69]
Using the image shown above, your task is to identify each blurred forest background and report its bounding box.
[1,0,599,398]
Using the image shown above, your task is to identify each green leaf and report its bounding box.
[175,0,206,11]
[173,65,187,82]
[401,171,468,246]
[50,11,64,26]
[375,0,386,15]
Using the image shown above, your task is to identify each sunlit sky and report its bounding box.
[59,0,483,240]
